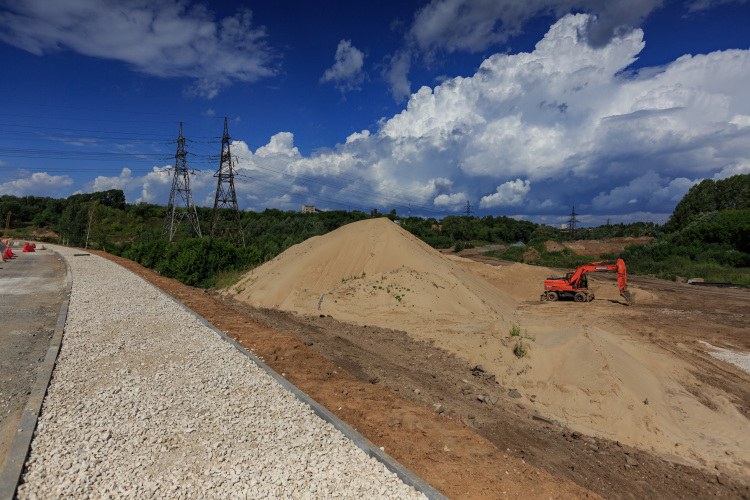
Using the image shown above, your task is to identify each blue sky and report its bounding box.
[1,0,749,226]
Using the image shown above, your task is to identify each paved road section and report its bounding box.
[0,247,66,469]
[17,248,427,499]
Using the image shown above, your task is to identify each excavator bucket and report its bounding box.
[621,291,634,306]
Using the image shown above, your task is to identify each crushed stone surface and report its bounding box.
[17,247,426,499]
[698,340,750,375]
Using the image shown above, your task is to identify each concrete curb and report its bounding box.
[0,248,72,500]
[129,264,448,499]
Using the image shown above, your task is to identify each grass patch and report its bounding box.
[514,338,528,357]
[212,269,245,290]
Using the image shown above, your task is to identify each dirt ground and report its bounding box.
[92,248,750,500]
[0,247,66,468]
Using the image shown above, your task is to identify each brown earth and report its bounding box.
[561,237,654,257]
[0,248,66,468]
[89,250,595,500]
[226,219,748,477]
[89,243,750,500]
[30,228,58,239]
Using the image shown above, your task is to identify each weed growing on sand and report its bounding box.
[514,338,528,357]
[509,324,521,337]
[235,286,245,295]
[643,398,649,405]
[342,273,367,283]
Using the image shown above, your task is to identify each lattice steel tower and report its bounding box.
[162,122,202,241]
[210,117,245,247]
[567,206,578,237]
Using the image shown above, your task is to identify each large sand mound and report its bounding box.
[231,218,518,344]
[227,218,750,476]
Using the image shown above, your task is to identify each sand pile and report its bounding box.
[227,219,750,476]
[230,218,519,347]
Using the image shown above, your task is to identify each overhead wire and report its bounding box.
[0,119,450,215]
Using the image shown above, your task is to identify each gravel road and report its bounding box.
[17,247,426,499]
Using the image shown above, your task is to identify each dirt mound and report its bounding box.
[563,237,653,256]
[544,241,565,252]
[231,218,518,347]
[228,219,750,478]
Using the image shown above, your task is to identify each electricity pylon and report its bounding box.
[567,206,578,237]
[210,117,245,247]
[162,122,202,241]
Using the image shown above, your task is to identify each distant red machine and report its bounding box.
[541,259,632,305]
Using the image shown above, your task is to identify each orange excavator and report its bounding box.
[541,258,632,305]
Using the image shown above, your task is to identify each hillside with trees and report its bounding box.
[2,174,748,286]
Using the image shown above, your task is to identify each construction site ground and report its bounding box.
[92,248,750,500]
[0,249,66,469]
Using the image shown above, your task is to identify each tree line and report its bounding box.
[2,172,747,286]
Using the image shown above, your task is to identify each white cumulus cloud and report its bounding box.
[433,192,468,209]
[72,14,750,221]
[320,39,366,92]
[0,0,276,98]
[0,172,73,197]
[256,14,750,219]
[480,179,531,208]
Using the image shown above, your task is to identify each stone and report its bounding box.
[532,414,554,425]
[508,389,522,399]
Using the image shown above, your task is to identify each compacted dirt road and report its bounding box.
[93,249,749,499]
[0,247,66,468]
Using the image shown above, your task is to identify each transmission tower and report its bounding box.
[210,117,245,247]
[162,123,202,241]
[464,200,473,218]
[567,206,578,237]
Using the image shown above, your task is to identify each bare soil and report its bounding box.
[92,249,750,500]
[0,249,66,468]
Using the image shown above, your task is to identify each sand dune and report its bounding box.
[227,218,750,476]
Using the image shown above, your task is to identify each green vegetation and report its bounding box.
[2,173,747,288]
[508,324,521,337]
[514,338,528,358]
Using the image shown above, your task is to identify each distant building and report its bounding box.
[301,205,316,213]
[370,208,378,216]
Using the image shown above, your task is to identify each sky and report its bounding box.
[1,0,749,227]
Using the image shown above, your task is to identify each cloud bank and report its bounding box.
[10,13,750,226]
[208,14,747,222]
[386,0,666,100]
[0,0,276,98]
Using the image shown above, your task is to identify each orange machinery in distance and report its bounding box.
[541,258,632,305]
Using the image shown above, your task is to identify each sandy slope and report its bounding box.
[227,218,750,476]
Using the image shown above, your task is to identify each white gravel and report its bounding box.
[698,340,750,375]
[17,247,427,499]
